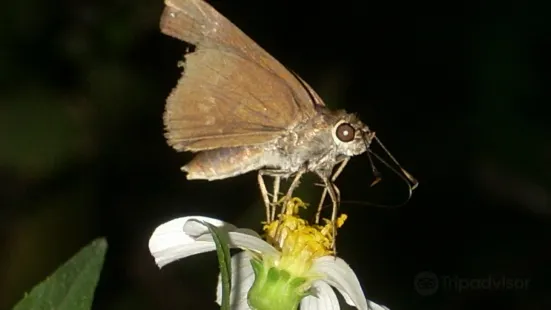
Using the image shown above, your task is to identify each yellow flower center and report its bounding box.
[247,197,348,310]
[262,197,347,277]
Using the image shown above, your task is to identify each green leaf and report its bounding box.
[12,238,108,310]
[198,221,232,310]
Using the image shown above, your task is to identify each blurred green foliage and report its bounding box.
[13,238,107,310]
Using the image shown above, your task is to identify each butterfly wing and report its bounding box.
[161,0,325,151]
[165,48,303,151]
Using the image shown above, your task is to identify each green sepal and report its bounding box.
[247,258,309,310]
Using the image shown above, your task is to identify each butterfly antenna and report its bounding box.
[365,138,382,187]
[373,135,419,191]
[338,134,418,209]
[367,149,415,204]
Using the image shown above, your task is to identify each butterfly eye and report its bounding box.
[335,122,355,142]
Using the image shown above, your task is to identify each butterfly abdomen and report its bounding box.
[182,146,266,181]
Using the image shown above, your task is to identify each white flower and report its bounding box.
[148,215,390,310]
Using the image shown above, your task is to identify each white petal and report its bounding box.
[366,301,391,310]
[300,280,340,310]
[216,251,255,310]
[148,216,277,268]
[179,216,238,237]
[312,256,390,310]
[196,231,277,256]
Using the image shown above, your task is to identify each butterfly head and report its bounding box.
[330,113,373,157]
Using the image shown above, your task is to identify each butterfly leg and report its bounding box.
[260,169,295,221]
[271,176,281,222]
[281,169,305,214]
[257,170,272,223]
[316,173,341,253]
[315,158,349,224]
[261,169,305,217]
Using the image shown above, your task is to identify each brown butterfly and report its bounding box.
[160,0,418,244]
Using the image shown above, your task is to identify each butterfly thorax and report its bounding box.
[266,108,371,178]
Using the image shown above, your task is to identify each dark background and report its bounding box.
[1,0,550,309]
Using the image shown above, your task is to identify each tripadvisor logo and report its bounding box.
[414,271,530,296]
